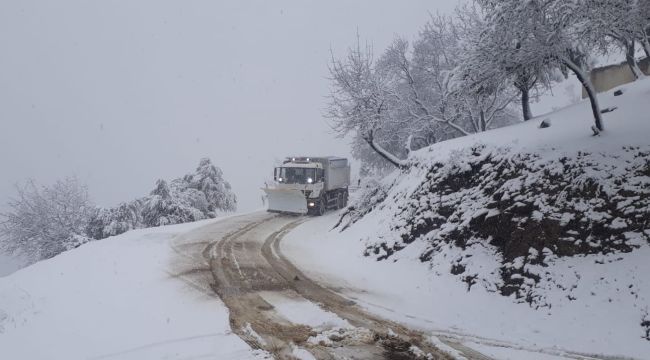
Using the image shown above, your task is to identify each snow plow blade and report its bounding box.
[263,188,308,215]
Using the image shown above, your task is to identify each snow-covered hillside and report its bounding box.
[283,79,650,359]
[0,218,264,360]
[0,254,21,277]
[0,81,647,360]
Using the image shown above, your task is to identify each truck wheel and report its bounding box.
[317,199,326,216]
[337,192,345,209]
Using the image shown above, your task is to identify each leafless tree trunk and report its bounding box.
[563,58,604,133]
[364,129,407,169]
[623,41,645,79]
[520,87,533,120]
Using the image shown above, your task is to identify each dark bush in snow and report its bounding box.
[141,180,206,227]
[182,158,237,215]
[0,159,236,261]
[86,200,143,240]
[86,157,237,237]
[171,181,209,215]
[360,145,650,306]
[334,179,390,231]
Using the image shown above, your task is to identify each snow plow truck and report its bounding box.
[264,156,350,215]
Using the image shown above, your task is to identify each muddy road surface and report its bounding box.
[169,212,496,359]
[169,212,628,360]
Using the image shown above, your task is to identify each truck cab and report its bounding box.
[275,162,324,185]
[265,156,350,215]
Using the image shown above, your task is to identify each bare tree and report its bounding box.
[455,4,558,121]
[634,0,650,58]
[327,12,519,172]
[585,0,647,80]
[411,12,519,134]
[478,0,606,133]
[327,37,407,169]
[409,14,477,137]
[0,177,93,263]
[378,36,468,141]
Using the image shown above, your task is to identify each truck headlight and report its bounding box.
[307,177,313,184]
[278,177,283,182]
[308,202,315,207]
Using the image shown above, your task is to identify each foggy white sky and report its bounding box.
[0,0,463,213]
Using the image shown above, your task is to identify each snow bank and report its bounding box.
[283,79,650,359]
[0,218,262,359]
[0,253,22,277]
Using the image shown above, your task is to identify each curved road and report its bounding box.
[168,212,628,360]
[170,212,496,359]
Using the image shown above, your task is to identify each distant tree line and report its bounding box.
[0,158,236,264]
[328,0,650,172]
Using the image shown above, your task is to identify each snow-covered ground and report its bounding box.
[283,213,650,359]
[0,253,22,277]
[282,79,650,360]
[0,80,647,360]
[0,218,265,360]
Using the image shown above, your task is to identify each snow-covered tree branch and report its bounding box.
[330,0,646,171]
[0,177,93,263]
[327,38,408,170]
[89,158,237,239]
[477,0,606,133]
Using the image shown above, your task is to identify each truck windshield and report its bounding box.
[277,167,317,184]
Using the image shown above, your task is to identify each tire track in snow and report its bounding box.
[197,213,459,359]
[263,219,490,360]
[173,212,634,360]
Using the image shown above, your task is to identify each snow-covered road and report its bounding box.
[0,216,265,359]
[281,212,646,360]
[181,211,628,360]
[1,210,641,359]
[177,211,467,359]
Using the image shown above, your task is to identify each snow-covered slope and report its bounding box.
[282,79,650,359]
[0,218,263,360]
[0,253,22,277]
